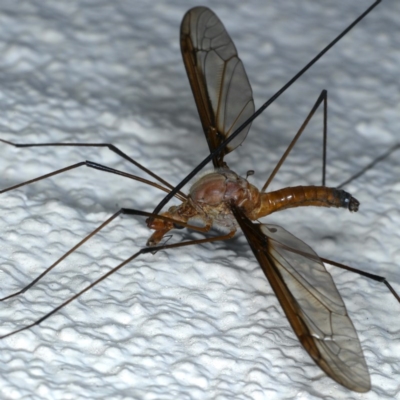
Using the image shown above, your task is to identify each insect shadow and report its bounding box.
[0,1,397,393]
[338,143,400,188]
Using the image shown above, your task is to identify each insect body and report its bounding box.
[148,168,359,246]
[0,2,396,396]
[145,6,376,392]
[148,6,359,247]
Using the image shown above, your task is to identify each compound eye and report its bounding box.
[173,223,184,229]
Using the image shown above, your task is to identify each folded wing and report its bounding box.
[231,205,370,392]
[181,7,255,168]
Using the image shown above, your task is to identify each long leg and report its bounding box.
[274,240,400,303]
[0,160,187,201]
[320,256,400,303]
[0,138,181,195]
[261,89,328,192]
[0,230,236,339]
[0,208,213,302]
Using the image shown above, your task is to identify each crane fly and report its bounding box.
[0,1,397,394]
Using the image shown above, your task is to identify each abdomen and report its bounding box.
[253,186,359,219]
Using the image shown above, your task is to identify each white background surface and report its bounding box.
[0,1,398,399]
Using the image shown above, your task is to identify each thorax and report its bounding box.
[188,169,260,228]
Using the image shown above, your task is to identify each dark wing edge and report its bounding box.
[231,205,371,392]
[180,7,255,168]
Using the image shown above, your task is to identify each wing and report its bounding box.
[180,7,255,168]
[231,205,370,392]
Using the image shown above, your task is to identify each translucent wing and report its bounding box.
[231,205,370,392]
[181,7,255,168]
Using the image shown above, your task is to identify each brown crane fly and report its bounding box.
[0,1,398,394]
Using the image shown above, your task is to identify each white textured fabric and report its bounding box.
[0,1,398,399]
